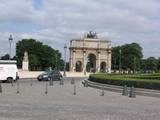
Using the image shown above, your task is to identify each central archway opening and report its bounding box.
[75,61,82,72]
[86,53,96,72]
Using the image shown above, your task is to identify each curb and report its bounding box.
[84,79,160,98]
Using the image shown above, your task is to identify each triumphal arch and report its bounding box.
[69,31,112,73]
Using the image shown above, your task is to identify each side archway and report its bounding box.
[100,62,106,72]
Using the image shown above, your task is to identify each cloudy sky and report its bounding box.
[0,0,160,59]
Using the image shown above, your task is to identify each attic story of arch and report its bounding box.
[69,31,112,73]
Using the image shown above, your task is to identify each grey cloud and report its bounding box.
[0,0,160,58]
[0,0,45,23]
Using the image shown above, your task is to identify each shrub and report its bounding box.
[89,73,160,90]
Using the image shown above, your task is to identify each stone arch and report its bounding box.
[86,53,96,72]
[75,61,82,72]
[69,38,112,73]
[100,61,106,72]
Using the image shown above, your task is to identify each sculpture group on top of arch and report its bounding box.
[69,32,112,73]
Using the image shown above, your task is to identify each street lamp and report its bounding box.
[63,43,67,76]
[84,54,87,75]
[55,51,59,70]
[119,49,122,73]
[133,57,136,74]
[8,35,13,60]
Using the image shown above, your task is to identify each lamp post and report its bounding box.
[63,43,67,76]
[119,49,122,73]
[84,54,87,75]
[133,57,136,74]
[8,35,13,60]
[55,52,58,70]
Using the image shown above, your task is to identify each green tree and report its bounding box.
[157,57,160,71]
[112,43,143,73]
[29,54,39,70]
[111,46,121,71]
[1,54,9,60]
[145,57,157,72]
[140,59,147,73]
[16,39,64,71]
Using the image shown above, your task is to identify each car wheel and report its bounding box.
[7,77,13,83]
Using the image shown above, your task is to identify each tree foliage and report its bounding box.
[112,43,143,72]
[141,57,158,72]
[0,54,9,60]
[16,39,64,71]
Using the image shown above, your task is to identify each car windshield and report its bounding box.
[41,71,48,75]
[47,71,52,75]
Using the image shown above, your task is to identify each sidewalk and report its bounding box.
[19,70,91,79]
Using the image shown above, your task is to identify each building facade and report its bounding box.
[69,36,112,73]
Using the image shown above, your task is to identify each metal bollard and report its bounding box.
[73,84,76,95]
[49,78,53,86]
[84,80,88,87]
[100,86,105,96]
[71,78,75,84]
[60,78,64,85]
[16,82,20,94]
[11,80,14,86]
[0,82,2,93]
[30,79,33,86]
[45,83,48,94]
[129,86,136,98]
[122,85,128,96]
[82,81,85,87]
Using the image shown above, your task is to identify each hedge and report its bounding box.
[89,74,160,90]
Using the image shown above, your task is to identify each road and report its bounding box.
[0,77,160,120]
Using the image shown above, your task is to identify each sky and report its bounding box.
[0,0,160,59]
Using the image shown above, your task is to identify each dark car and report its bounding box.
[37,70,62,81]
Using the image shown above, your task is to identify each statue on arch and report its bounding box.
[86,31,98,39]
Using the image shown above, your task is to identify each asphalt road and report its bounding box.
[0,77,160,120]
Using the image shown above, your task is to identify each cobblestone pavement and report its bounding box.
[0,77,160,120]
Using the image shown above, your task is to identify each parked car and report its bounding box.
[37,70,62,81]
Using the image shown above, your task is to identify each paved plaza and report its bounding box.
[0,77,160,120]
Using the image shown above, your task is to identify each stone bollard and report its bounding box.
[16,82,20,94]
[30,79,33,86]
[73,84,76,95]
[82,81,85,87]
[11,80,14,86]
[129,86,136,98]
[82,80,88,87]
[71,78,75,85]
[100,86,105,96]
[45,83,48,94]
[84,80,88,87]
[49,78,53,86]
[60,78,64,85]
[122,85,128,96]
[0,82,2,93]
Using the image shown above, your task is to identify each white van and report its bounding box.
[0,60,19,82]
